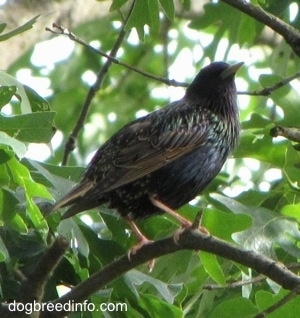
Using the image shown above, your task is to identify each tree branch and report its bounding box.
[2,228,300,317]
[20,236,69,305]
[40,229,300,317]
[203,263,300,290]
[220,0,300,57]
[0,237,69,318]
[45,24,187,89]
[270,125,300,144]
[47,22,300,101]
[238,71,300,96]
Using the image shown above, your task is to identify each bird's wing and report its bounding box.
[100,111,209,192]
[50,105,209,213]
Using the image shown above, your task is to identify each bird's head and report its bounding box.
[185,61,243,100]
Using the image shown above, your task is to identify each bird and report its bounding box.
[50,61,242,261]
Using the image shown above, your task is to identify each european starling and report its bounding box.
[50,61,242,255]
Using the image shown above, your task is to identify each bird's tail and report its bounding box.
[47,179,94,217]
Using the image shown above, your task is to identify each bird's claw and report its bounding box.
[127,238,155,272]
[173,211,209,245]
[173,225,210,244]
[173,226,187,245]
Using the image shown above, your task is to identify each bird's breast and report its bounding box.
[148,140,230,208]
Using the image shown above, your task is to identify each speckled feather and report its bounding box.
[51,62,241,220]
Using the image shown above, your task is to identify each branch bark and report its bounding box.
[3,229,300,317]
[36,229,300,317]
[220,0,300,56]
[19,237,69,305]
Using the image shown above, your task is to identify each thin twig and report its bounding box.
[203,273,266,290]
[45,25,186,90]
[204,263,300,290]
[46,25,300,100]
[238,71,300,96]
[254,286,300,318]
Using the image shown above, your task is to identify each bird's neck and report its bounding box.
[185,87,239,121]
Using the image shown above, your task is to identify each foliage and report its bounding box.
[1,0,300,317]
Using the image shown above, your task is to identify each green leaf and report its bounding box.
[0,71,31,113]
[211,297,258,318]
[138,293,183,317]
[0,236,9,262]
[0,23,6,34]
[200,252,226,286]
[58,219,90,258]
[202,209,252,242]
[255,289,300,316]
[76,219,124,264]
[110,0,128,11]
[0,15,40,41]
[0,156,10,185]
[238,15,256,45]
[242,113,272,130]
[0,132,26,158]
[189,3,240,39]
[159,0,175,21]
[9,213,29,234]
[182,0,191,11]
[0,86,16,109]
[148,0,160,31]
[6,156,51,231]
[235,133,286,168]
[23,85,51,112]
[283,143,300,185]
[210,193,300,259]
[0,72,50,115]
[0,112,56,143]
[24,159,84,191]
[281,203,300,220]
[0,146,14,163]
[124,269,182,303]
[262,79,300,127]
[125,0,160,40]
[0,189,28,234]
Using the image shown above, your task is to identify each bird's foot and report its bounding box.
[127,237,155,271]
[149,196,210,244]
[173,210,209,244]
[173,224,209,244]
[173,226,188,244]
[126,220,155,271]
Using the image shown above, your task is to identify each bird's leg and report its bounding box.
[149,196,192,227]
[149,195,209,243]
[126,220,155,271]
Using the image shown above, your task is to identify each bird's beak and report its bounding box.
[220,62,244,79]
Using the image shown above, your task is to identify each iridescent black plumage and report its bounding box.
[51,62,242,222]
